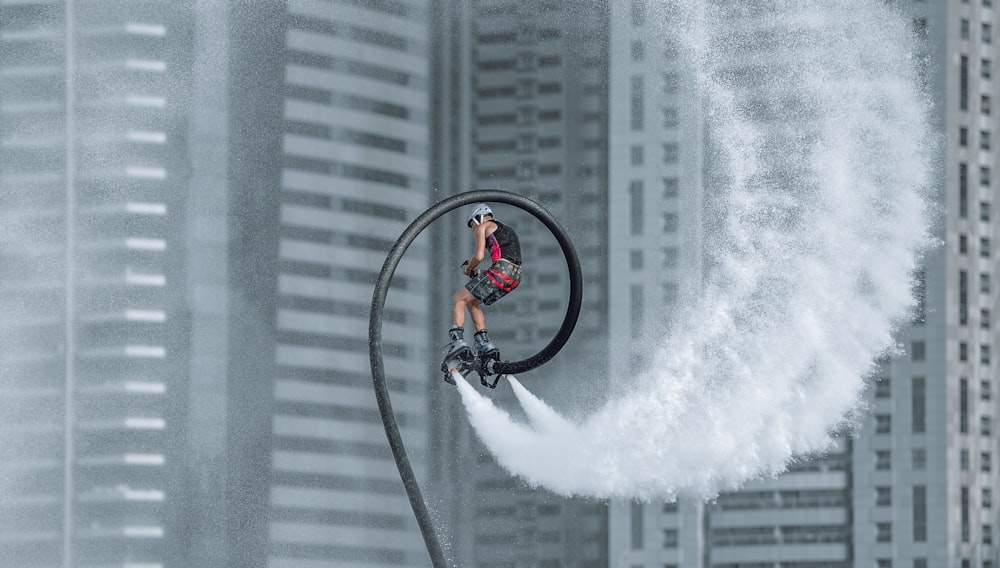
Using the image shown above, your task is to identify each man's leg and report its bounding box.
[468,298,486,332]
[453,289,475,328]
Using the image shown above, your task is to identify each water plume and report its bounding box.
[455,0,935,500]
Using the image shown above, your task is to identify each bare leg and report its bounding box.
[468,299,486,332]
[453,289,475,328]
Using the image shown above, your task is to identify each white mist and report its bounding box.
[455,0,936,500]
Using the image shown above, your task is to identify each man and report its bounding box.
[443,204,522,370]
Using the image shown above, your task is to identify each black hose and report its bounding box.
[368,190,584,567]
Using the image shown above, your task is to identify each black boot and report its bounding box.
[443,326,469,360]
[474,329,497,357]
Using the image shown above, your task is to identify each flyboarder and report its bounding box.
[442,204,522,383]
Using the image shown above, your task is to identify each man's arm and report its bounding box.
[464,224,489,275]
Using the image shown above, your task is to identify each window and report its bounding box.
[913,377,926,433]
[631,40,645,61]
[630,76,644,130]
[961,341,969,362]
[960,234,968,254]
[876,523,892,542]
[982,273,992,294]
[962,56,970,111]
[630,250,643,270]
[984,380,993,401]
[961,378,969,433]
[963,18,972,40]
[982,238,992,258]
[662,143,679,163]
[876,486,892,506]
[663,178,679,198]
[875,377,891,398]
[914,560,928,568]
[631,0,646,26]
[663,247,678,268]
[962,449,971,470]
[985,23,994,44]
[662,108,679,128]
[663,282,678,304]
[984,58,992,80]
[982,344,992,365]
[983,202,992,222]
[630,501,643,549]
[983,451,992,472]
[984,94,993,115]
[876,450,891,470]
[629,181,643,235]
[662,529,678,548]
[876,414,892,434]
[878,561,892,568]
[663,72,679,94]
[982,309,991,329]
[961,269,969,325]
[631,145,644,166]
[913,486,927,542]
[983,415,992,436]
[631,286,643,336]
[911,341,925,361]
[961,162,969,218]
[983,130,992,151]
[983,166,992,186]
[663,213,678,234]
[984,487,993,509]
[912,448,926,470]
[961,127,969,146]
[962,486,971,542]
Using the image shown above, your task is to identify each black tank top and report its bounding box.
[486,220,522,265]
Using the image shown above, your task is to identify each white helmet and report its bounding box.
[466,204,493,227]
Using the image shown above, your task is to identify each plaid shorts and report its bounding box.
[466,259,522,306]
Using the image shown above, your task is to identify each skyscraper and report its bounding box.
[185,1,437,566]
[0,2,190,567]
[608,1,998,568]
[429,1,612,566]
[851,2,997,567]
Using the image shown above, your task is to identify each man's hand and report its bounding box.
[462,259,479,276]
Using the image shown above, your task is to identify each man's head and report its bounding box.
[467,204,493,228]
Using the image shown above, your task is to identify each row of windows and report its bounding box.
[284,154,409,188]
[476,27,563,45]
[476,136,564,153]
[477,81,562,98]
[959,55,994,112]
[958,126,993,150]
[960,19,994,44]
[285,119,408,154]
[709,525,848,547]
[477,164,604,179]
[476,107,566,125]
[288,14,413,53]
[476,53,562,71]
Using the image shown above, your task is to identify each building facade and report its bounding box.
[429,0,612,566]
[0,2,190,567]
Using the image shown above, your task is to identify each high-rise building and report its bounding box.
[608,1,999,568]
[0,2,190,567]
[191,1,438,567]
[605,1,712,566]
[2,1,436,567]
[270,1,435,567]
[429,1,612,566]
[851,2,997,568]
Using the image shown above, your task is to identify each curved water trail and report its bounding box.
[456,0,936,500]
